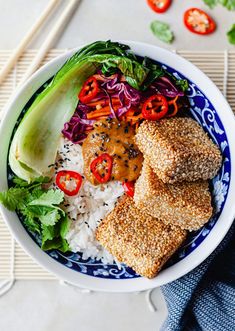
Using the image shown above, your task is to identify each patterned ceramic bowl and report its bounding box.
[0,41,235,292]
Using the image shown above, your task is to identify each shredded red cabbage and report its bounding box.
[151,76,184,98]
[101,74,141,117]
[62,104,95,144]
[62,72,184,144]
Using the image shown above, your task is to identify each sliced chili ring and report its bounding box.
[147,0,171,13]
[166,96,179,118]
[122,181,135,198]
[142,95,168,121]
[184,8,216,35]
[56,170,82,196]
[90,153,113,184]
[78,76,99,103]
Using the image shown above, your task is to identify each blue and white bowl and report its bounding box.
[0,41,235,292]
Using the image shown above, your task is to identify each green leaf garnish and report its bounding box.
[150,20,174,44]
[227,24,235,44]
[0,187,28,211]
[202,0,235,10]
[0,177,71,253]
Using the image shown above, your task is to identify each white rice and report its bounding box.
[52,137,124,264]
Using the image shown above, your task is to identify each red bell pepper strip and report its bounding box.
[90,153,113,184]
[142,95,168,121]
[56,170,83,196]
[184,8,216,35]
[122,181,135,198]
[147,0,171,13]
[78,76,99,103]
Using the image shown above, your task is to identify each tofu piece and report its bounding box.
[135,117,222,184]
[96,196,187,279]
[134,162,213,231]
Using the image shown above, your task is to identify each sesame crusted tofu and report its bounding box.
[96,196,187,279]
[134,161,213,231]
[135,117,222,184]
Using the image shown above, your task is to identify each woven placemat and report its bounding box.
[0,49,234,280]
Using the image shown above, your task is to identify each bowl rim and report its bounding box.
[0,40,235,292]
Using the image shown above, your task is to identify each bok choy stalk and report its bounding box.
[9,41,149,181]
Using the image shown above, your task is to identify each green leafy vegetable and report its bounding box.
[202,0,235,10]
[141,57,165,90]
[0,177,71,252]
[166,72,189,92]
[227,24,235,44]
[29,189,64,209]
[150,20,174,44]
[12,176,50,187]
[202,0,218,8]
[221,0,235,10]
[176,79,189,92]
[0,187,28,211]
[41,216,70,252]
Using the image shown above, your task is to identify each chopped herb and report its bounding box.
[0,176,71,253]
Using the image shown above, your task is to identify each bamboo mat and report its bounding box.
[0,49,235,280]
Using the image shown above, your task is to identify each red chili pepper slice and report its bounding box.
[78,76,99,103]
[90,153,113,184]
[56,170,82,196]
[147,0,171,13]
[122,181,135,198]
[184,8,216,35]
[142,95,168,121]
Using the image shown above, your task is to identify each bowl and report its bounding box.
[0,41,235,292]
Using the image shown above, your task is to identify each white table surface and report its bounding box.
[0,1,234,331]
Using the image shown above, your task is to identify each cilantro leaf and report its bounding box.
[60,215,70,238]
[42,224,58,243]
[12,177,30,187]
[0,187,28,211]
[12,176,50,188]
[59,239,70,253]
[29,189,64,208]
[227,24,235,44]
[41,215,70,252]
[22,209,41,234]
[202,0,235,10]
[0,176,71,253]
[41,237,70,252]
[150,20,174,44]
[39,209,61,226]
[220,0,235,10]
[202,0,218,8]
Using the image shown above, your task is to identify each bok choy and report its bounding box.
[9,41,149,181]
